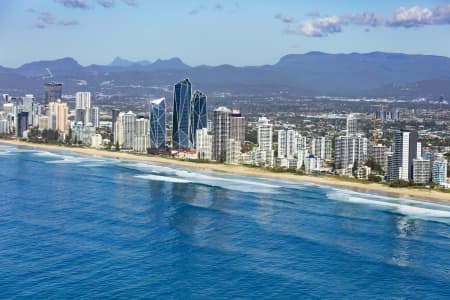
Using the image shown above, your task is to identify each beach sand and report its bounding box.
[1,139,449,204]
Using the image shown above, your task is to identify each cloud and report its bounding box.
[27,9,79,29]
[58,20,80,26]
[98,0,115,8]
[285,4,450,37]
[275,13,294,24]
[189,8,202,15]
[54,0,90,9]
[122,0,137,6]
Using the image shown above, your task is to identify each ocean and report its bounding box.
[1,144,449,299]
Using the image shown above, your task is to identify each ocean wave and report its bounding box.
[327,189,450,224]
[135,174,191,183]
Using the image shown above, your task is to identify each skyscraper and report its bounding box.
[346,114,358,137]
[335,135,368,170]
[190,90,207,147]
[112,109,120,137]
[16,112,29,138]
[413,158,431,184]
[44,83,62,105]
[391,130,418,181]
[133,118,149,153]
[47,100,68,132]
[212,107,231,162]
[278,127,297,159]
[432,159,448,187]
[149,98,166,149]
[114,111,136,150]
[256,117,273,167]
[76,92,91,125]
[230,110,246,144]
[89,107,100,128]
[172,79,192,149]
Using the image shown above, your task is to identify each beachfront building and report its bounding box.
[413,158,431,184]
[212,107,231,162]
[89,107,99,129]
[390,130,418,181]
[334,135,368,170]
[44,82,62,106]
[226,138,241,165]
[133,118,149,153]
[432,159,448,187]
[172,79,192,149]
[149,98,166,150]
[278,126,297,159]
[230,110,246,144]
[190,90,207,147]
[255,117,273,167]
[311,136,333,161]
[369,144,387,171]
[114,111,136,150]
[48,100,68,132]
[196,128,212,161]
[75,92,91,125]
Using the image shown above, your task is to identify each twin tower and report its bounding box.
[172,78,207,150]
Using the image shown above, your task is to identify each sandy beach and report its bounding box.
[1,139,449,204]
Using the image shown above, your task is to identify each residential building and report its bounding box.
[48,100,68,132]
[432,159,448,187]
[133,118,149,153]
[149,98,166,149]
[335,135,368,170]
[391,130,418,181]
[255,117,273,167]
[172,78,192,149]
[190,90,207,147]
[44,83,62,106]
[413,158,431,184]
[230,110,246,144]
[196,128,212,160]
[212,107,231,162]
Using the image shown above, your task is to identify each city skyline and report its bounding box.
[1,1,450,67]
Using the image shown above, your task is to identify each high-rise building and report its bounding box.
[432,159,448,187]
[112,109,120,135]
[89,107,99,128]
[413,158,431,184]
[114,111,136,150]
[47,100,68,132]
[172,79,192,149]
[149,98,166,149]
[75,92,91,125]
[346,114,358,136]
[230,110,246,144]
[226,138,241,165]
[196,128,212,160]
[16,112,29,137]
[370,144,387,170]
[278,127,297,159]
[190,90,207,147]
[311,136,333,161]
[39,116,49,130]
[391,130,418,181]
[212,107,231,162]
[256,117,273,167]
[335,135,368,169]
[133,118,149,153]
[44,83,62,105]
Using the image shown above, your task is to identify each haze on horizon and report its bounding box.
[1,0,450,67]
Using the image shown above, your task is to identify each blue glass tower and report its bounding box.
[17,112,29,138]
[190,90,207,147]
[150,98,166,149]
[172,79,192,149]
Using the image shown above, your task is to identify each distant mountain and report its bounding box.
[110,57,152,67]
[1,52,450,97]
[16,57,83,77]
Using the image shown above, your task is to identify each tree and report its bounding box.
[115,141,120,151]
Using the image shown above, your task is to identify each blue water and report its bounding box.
[1,144,450,299]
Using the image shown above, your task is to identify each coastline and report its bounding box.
[1,139,449,204]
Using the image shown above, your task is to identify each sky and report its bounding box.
[1,0,450,67]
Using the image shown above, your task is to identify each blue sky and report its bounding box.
[1,0,450,67]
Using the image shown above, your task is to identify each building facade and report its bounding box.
[149,98,166,149]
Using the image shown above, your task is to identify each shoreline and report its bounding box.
[1,139,449,204]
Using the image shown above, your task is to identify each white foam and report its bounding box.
[135,174,191,183]
[327,189,450,223]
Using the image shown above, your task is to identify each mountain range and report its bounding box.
[1,52,450,98]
